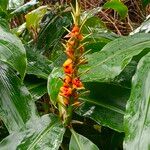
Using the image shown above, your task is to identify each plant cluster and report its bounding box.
[0,0,150,150]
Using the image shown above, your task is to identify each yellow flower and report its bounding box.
[63,58,74,74]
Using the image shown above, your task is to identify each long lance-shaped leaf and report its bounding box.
[0,24,27,79]
[26,49,52,79]
[47,68,63,107]
[81,33,150,82]
[69,129,99,150]
[0,114,65,150]
[76,82,130,132]
[0,62,38,133]
[8,0,24,9]
[124,52,150,150]
[103,0,128,19]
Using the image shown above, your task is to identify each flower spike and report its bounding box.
[58,0,88,126]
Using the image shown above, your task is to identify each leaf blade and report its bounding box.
[47,68,63,106]
[0,114,65,150]
[81,33,150,82]
[0,24,27,79]
[124,52,150,150]
[69,129,99,150]
[103,0,128,19]
[76,82,130,132]
[0,62,38,133]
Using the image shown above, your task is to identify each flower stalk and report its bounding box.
[58,0,87,127]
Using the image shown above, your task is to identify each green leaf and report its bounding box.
[103,0,128,19]
[131,15,150,34]
[8,0,24,10]
[0,24,27,79]
[82,16,118,53]
[0,114,65,150]
[81,33,150,83]
[26,49,52,79]
[47,68,63,106]
[37,11,71,51]
[0,62,38,133]
[0,0,8,11]
[76,82,130,132]
[25,77,47,101]
[124,52,150,150]
[69,129,99,150]
[81,7,102,21]
[25,6,47,31]
[142,0,150,7]
[0,18,9,31]
[11,0,39,15]
[82,16,106,34]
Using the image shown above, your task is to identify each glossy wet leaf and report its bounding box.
[81,33,150,82]
[8,0,24,9]
[25,78,47,101]
[47,68,63,106]
[0,24,27,79]
[124,52,150,150]
[103,0,128,19]
[81,7,102,21]
[82,16,118,53]
[0,62,38,133]
[11,0,39,15]
[130,15,150,34]
[69,129,99,150]
[82,16,106,34]
[26,49,52,79]
[76,82,130,132]
[0,114,65,150]
[37,11,71,51]
[0,19,9,31]
[25,6,47,31]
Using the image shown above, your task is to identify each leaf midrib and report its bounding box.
[137,67,150,148]
[71,130,82,150]
[27,121,59,150]
[88,39,150,71]
[80,97,125,114]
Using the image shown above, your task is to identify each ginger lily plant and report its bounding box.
[0,0,150,149]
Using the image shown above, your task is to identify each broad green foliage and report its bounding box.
[37,11,72,52]
[103,0,128,19]
[82,16,118,53]
[0,62,38,133]
[0,18,9,30]
[11,0,39,15]
[81,7,102,21]
[69,129,99,150]
[131,15,150,34]
[0,0,150,149]
[47,68,63,106]
[0,24,26,79]
[124,52,150,150]
[8,0,24,9]
[0,114,65,150]
[25,6,48,31]
[25,78,47,101]
[77,82,130,132]
[26,49,52,79]
[81,33,150,82]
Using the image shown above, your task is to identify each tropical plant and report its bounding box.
[0,0,150,150]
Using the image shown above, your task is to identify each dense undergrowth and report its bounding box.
[0,0,150,150]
